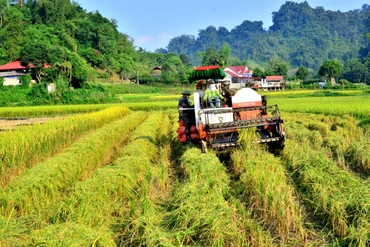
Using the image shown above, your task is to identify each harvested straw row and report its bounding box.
[345,138,370,175]
[285,112,369,176]
[230,145,306,245]
[15,112,165,246]
[166,148,273,246]
[281,140,370,246]
[0,106,130,186]
[117,112,175,246]
[0,111,147,222]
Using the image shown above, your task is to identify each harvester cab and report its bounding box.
[176,66,285,153]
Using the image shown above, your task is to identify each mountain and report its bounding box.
[167,1,370,70]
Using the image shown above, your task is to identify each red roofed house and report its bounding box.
[256,75,285,91]
[0,58,50,86]
[223,66,253,84]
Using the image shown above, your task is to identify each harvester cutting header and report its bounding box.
[177,66,285,153]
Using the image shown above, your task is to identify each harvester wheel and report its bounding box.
[201,140,208,153]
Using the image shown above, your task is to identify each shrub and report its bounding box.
[27,83,50,104]
[20,74,32,88]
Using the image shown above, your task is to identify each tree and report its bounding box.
[296,66,309,82]
[318,60,343,86]
[201,46,221,66]
[219,43,231,67]
[1,7,24,58]
[19,41,50,83]
[266,57,289,77]
[66,51,88,88]
[342,59,369,83]
[161,53,186,84]
[252,67,264,78]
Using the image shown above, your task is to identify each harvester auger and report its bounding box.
[176,66,285,153]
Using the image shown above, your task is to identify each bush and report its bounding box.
[19,74,32,88]
[27,83,50,105]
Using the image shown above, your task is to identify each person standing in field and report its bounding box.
[203,80,224,108]
[178,89,194,142]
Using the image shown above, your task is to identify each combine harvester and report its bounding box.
[177,66,285,153]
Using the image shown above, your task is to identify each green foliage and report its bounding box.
[0,77,3,88]
[27,83,50,104]
[201,46,222,66]
[167,2,369,70]
[342,59,370,83]
[19,74,31,88]
[296,66,309,81]
[266,57,289,76]
[19,40,50,83]
[252,67,264,78]
[319,60,344,85]
[67,51,88,88]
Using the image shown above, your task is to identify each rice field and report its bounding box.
[0,90,369,246]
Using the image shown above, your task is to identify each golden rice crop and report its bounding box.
[0,106,130,186]
[16,223,116,247]
[231,131,306,245]
[0,111,147,222]
[345,138,370,174]
[281,140,370,246]
[16,113,167,246]
[166,148,272,246]
[124,101,177,111]
[0,104,112,118]
[272,96,370,119]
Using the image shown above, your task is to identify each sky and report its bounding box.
[75,0,369,52]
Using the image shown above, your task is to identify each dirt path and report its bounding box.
[0,118,59,131]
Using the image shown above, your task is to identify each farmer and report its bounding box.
[203,80,224,108]
[178,89,194,142]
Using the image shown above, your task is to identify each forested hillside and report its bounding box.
[167,1,370,70]
[0,0,145,86]
[0,0,369,90]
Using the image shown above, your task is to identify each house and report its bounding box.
[0,58,50,86]
[152,65,162,77]
[0,58,28,86]
[223,66,253,84]
[256,76,285,91]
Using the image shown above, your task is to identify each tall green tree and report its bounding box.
[296,66,309,82]
[318,60,343,86]
[266,57,289,77]
[202,46,221,66]
[342,59,369,83]
[161,53,186,84]
[1,7,24,59]
[219,43,231,67]
[19,41,50,83]
[252,67,264,78]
